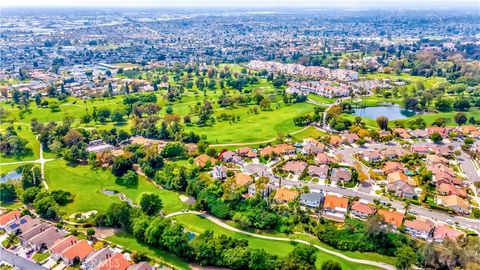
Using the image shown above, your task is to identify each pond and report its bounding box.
[0,171,22,183]
[353,104,416,120]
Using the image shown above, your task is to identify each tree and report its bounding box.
[34,195,59,220]
[22,186,40,204]
[430,132,443,143]
[161,142,186,158]
[453,99,470,111]
[454,112,467,126]
[111,110,125,123]
[281,246,317,270]
[432,117,447,127]
[395,246,416,270]
[49,101,60,112]
[105,202,132,229]
[404,98,419,111]
[321,260,342,270]
[97,108,111,122]
[140,193,163,216]
[80,114,92,125]
[111,156,133,177]
[435,99,452,112]
[0,183,16,202]
[118,170,138,187]
[376,116,389,130]
[64,129,84,146]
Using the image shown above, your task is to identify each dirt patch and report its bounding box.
[95,227,120,238]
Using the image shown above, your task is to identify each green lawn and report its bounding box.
[410,109,480,126]
[0,124,40,162]
[187,102,317,144]
[290,126,326,141]
[0,96,126,126]
[0,164,22,175]
[171,214,382,270]
[32,251,50,262]
[363,73,447,89]
[44,160,186,216]
[107,232,191,270]
[0,201,22,210]
[307,94,336,104]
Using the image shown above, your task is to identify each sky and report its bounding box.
[1,0,479,8]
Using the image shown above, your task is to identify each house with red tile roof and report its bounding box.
[350,201,376,219]
[194,154,216,168]
[49,235,78,261]
[0,210,20,229]
[234,173,253,187]
[404,219,434,240]
[236,147,257,158]
[426,154,449,165]
[315,153,337,165]
[377,209,404,229]
[410,145,429,154]
[433,225,465,242]
[437,195,470,214]
[127,262,154,270]
[436,183,467,198]
[97,253,131,270]
[322,194,349,222]
[273,187,299,203]
[307,165,329,179]
[82,248,114,270]
[382,161,405,175]
[329,135,342,146]
[61,239,94,264]
[283,161,308,175]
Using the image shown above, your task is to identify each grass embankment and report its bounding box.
[107,232,192,270]
[44,160,186,216]
[171,214,384,270]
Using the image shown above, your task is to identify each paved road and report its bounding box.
[0,248,47,270]
[166,211,395,270]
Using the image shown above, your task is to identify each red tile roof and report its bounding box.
[323,195,349,210]
[351,201,375,215]
[62,239,94,261]
[0,210,20,225]
[97,253,131,270]
[378,209,404,228]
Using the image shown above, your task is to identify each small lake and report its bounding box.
[0,171,22,183]
[353,104,416,120]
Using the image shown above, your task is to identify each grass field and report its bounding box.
[307,94,336,104]
[187,102,317,144]
[363,73,447,89]
[171,214,382,270]
[107,232,192,270]
[0,123,40,162]
[44,160,186,216]
[0,164,23,175]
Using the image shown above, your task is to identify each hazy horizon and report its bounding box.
[1,0,479,9]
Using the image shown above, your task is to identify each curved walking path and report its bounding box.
[209,125,311,147]
[0,135,54,190]
[166,211,395,270]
